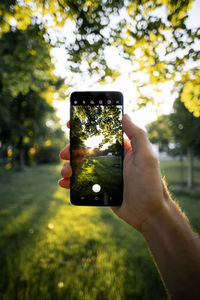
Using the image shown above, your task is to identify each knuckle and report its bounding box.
[61,167,65,177]
[138,128,147,137]
[151,154,158,164]
[149,156,159,167]
[61,163,72,178]
[144,153,158,166]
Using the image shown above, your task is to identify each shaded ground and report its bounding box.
[0,162,200,300]
[72,156,123,197]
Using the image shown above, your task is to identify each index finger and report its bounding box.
[59,145,70,160]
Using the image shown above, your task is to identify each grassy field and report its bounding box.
[0,161,200,300]
[72,156,123,197]
[160,160,200,187]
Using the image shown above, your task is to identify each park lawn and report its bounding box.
[160,160,200,186]
[72,156,123,197]
[0,162,200,300]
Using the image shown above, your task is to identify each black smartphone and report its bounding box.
[70,91,123,206]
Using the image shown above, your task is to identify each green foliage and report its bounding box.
[181,69,200,117]
[0,25,56,98]
[36,146,61,164]
[102,140,122,155]
[35,116,67,164]
[169,98,200,148]
[147,98,200,154]
[70,115,86,149]
[0,87,66,167]
[71,105,122,148]
[64,0,199,82]
[1,0,200,111]
[147,99,200,187]
[0,24,66,168]
[146,114,172,151]
[0,91,52,144]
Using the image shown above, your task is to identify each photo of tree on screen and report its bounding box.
[71,105,123,199]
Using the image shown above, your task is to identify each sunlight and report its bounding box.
[84,135,110,150]
[48,223,54,230]
[85,135,102,149]
[57,282,64,288]
[87,147,94,155]
[52,186,68,201]
[82,163,95,176]
[52,40,176,132]
[50,1,200,131]
[53,78,176,133]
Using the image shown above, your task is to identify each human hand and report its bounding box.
[58,121,71,189]
[58,115,168,232]
[111,114,168,231]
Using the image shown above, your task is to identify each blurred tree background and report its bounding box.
[0,1,200,300]
[0,4,67,169]
[147,98,200,188]
[0,0,199,170]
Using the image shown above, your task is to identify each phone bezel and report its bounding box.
[70,91,124,206]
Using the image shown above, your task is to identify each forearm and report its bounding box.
[141,194,200,300]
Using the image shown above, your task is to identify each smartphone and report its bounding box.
[70,91,123,206]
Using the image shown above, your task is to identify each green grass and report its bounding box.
[72,156,123,197]
[0,162,200,300]
[160,160,200,186]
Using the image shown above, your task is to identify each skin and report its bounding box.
[58,114,200,299]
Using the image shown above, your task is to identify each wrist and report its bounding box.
[140,195,171,238]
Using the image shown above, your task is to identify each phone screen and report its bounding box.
[70,91,123,206]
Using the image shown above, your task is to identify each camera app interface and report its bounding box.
[71,99,123,204]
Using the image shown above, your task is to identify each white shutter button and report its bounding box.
[92,184,101,193]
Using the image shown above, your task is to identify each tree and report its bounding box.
[146,114,172,152]
[180,69,200,117]
[0,0,199,112]
[70,104,123,173]
[71,105,122,148]
[169,98,200,188]
[0,89,62,169]
[35,113,67,164]
[0,25,58,98]
[147,113,187,185]
[0,25,64,169]
[102,141,122,156]
[147,99,200,188]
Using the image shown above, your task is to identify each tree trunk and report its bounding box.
[24,146,30,166]
[18,136,24,171]
[179,150,184,185]
[187,146,194,189]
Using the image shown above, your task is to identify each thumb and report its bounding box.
[122,114,150,153]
